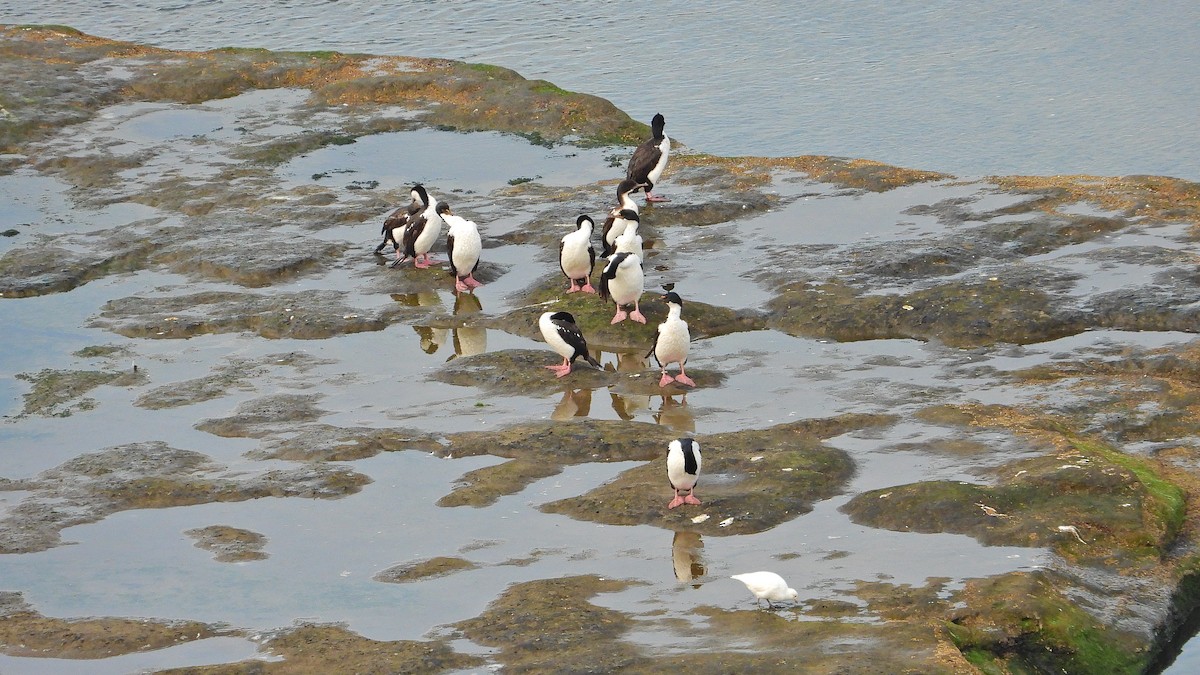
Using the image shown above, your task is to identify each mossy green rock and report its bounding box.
[542,414,893,535]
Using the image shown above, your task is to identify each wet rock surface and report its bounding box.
[374,556,479,583]
[0,592,231,660]
[0,442,369,553]
[185,525,269,563]
[541,415,886,536]
[2,25,1200,674]
[157,623,483,674]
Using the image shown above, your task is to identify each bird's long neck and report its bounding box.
[668,303,682,321]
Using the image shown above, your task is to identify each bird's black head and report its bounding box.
[618,209,639,221]
[576,214,594,229]
[617,178,640,195]
[436,201,452,215]
[651,113,666,134]
[412,183,429,202]
[662,291,683,305]
[549,311,576,324]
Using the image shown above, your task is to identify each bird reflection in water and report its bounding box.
[453,290,483,316]
[452,326,487,358]
[671,531,706,586]
[551,388,593,420]
[413,325,449,354]
[606,349,648,374]
[610,390,650,421]
[450,292,486,359]
[654,393,694,433]
[408,293,488,359]
[607,392,695,432]
[396,289,449,354]
[390,290,442,308]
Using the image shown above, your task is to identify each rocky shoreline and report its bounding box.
[3,25,1200,673]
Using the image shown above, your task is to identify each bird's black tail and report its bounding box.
[585,353,602,369]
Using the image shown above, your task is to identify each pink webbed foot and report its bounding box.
[668,490,700,509]
[611,310,628,324]
[464,275,483,288]
[659,372,675,388]
[544,362,572,378]
[414,258,431,269]
[674,373,696,387]
[455,278,472,293]
[630,309,647,324]
[579,283,596,294]
[566,283,581,293]
[645,192,671,203]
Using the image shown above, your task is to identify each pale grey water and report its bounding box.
[3,4,1200,672]
[3,0,1199,179]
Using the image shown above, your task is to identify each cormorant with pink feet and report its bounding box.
[598,251,645,324]
[376,184,428,257]
[391,199,447,269]
[443,203,483,292]
[625,113,671,204]
[666,438,702,508]
[539,311,602,378]
[559,215,597,293]
[647,291,694,387]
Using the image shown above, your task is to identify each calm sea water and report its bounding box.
[3,0,1199,180]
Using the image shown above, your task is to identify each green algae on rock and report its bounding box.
[438,418,679,508]
[13,366,145,417]
[500,277,766,353]
[185,525,269,562]
[4,23,1200,675]
[90,290,406,340]
[0,441,369,554]
[947,571,1150,675]
[194,393,328,438]
[431,349,621,395]
[844,415,1185,568]
[452,575,646,672]
[155,622,483,674]
[660,599,968,674]
[0,591,232,660]
[841,401,1197,670]
[674,153,952,192]
[374,556,479,583]
[765,276,1086,349]
[540,414,891,535]
[135,352,336,410]
[437,457,564,509]
[1,25,646,152]
[1009,339,1200,446]
[0,229,166,299]
[430,348,727,397]
[990,174,1200,230]
[252,424,443,462]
